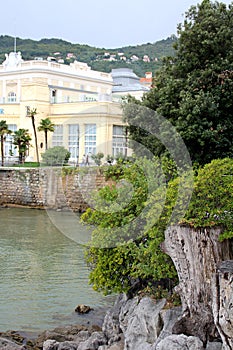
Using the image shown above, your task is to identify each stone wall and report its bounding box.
[0,167,112,212]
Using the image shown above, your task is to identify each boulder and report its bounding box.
[75,305,93,314]
[0,337,22,350]
[153,306,182,347]
[119,297,166,350]
[43,339,59,350]
[155,334,204,350]
[206,342,223,350]
[102,294,127,343]
[77,331,107,350]
[57,341,78,349]
[37,325,90,348]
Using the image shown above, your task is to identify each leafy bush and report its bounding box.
[182,158,233,241]
[82,157,233,296]
[41,146,70,166]
[82,157,178,295]
[91,152,104,166]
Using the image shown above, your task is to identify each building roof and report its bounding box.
[111,68,149,93]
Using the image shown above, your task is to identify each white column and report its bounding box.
[2,79,6,103]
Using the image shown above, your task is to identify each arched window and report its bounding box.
[7,91,17,103]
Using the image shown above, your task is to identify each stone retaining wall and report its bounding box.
[0,167,112,212]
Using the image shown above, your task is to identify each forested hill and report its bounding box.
[0,35,177,77]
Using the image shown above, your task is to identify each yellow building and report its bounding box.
[0,52,148,164]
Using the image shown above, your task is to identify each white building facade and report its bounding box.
[0,53,148,163]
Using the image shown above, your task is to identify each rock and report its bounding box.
[77,331,107,350]
[212,260,233,350]
[162,225,232,345]
[42,331,92,350]
[0,337,23,350]
[57,341,78,349]
[43,339,59,350]
[36,325,90,348]
[206,342,223,350]
[98,337,124,350]
[102,294,127,343]
[155,334,204,350]
[14,293,224,350]
[72,331,90,344]
[0,331,28,348]
[153,306,182,347]
[75,305,93,314]
[119,297,166,350]
[172,313,215,346]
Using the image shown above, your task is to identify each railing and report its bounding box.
[0,60,113,82]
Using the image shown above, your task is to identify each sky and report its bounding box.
[0,0,232,49]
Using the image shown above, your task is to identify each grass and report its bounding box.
[11,162,78,169]
[12,162,41,168]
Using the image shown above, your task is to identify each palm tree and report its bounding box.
[26,107,39,163]
[38,118,55,150]
[0,120,11,166]
[13,129,31,164]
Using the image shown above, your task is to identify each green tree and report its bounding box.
[91,152,104,166]
[38,118,55,150]
[82,158,177,295]
[41,146,70,165]
[82,156,233,296]
[13,129,32,164]
[123,0,233,165]
[26,107,39,163]
[0,120,11,166]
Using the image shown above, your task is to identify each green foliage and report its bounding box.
[61,166,79,176]
[123,1,233,165]
[82,158,177,295]
[41,146,70,166]
[182,158,233,240]
[38,118,55,150]
[82,156,232,296]
[13,162,40,168]
[91,152,104,166]
[13,129,32,164]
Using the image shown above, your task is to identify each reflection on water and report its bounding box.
[0,208,113,333]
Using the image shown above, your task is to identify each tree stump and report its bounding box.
[162,225,233,345]
[213,260,233,350]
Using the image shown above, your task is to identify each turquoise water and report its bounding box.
[0,208,113,333]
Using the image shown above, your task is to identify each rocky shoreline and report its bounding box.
[0,294,224,350]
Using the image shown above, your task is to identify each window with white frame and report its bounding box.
[112,125,127,156]
[68,124,79,160]
[52,125,63,146]
[7,91,17,103]
[5,124,17,156]
[85,124,96,155]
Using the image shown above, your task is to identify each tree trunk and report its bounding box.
[32,116,39,163]
[45,130,48,150]
[1,135,4,166]
[213,260,233,350]
[161,225,233,346]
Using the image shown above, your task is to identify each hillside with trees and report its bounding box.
[0,35,176,77]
